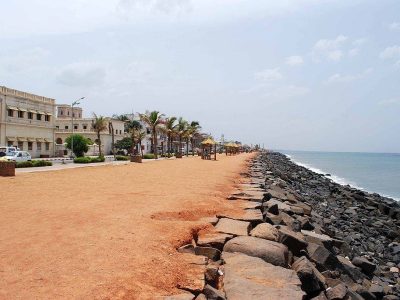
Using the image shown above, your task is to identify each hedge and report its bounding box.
[143,154,155,159]
[74,156,105,164]
[16,160,53,168]
[115,155,129,161]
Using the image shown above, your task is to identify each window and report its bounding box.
[83,125,87,130]
[65,126,69,130]
[8,109,13,117]
[45,115,50,122]
[79,113,81,118]
[56,138,62,144]
[115,129,118,134]
[28,112,33,119]
[60,110,63,116]
[28,142,33,150]
[73,113,75,118]
[37,142,42,150]
[119,130,122,135]
[37,114,42,121]
[18,142,23,150]
[18,111,24,118]
[67,111,70,116]
[56,126,59,129]
[74,125,78,130]
[45,143,50,151]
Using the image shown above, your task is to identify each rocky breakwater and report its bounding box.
[164,151,400,300]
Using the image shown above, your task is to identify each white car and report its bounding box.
[5,151,32,162]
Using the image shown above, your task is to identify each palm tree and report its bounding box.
[92,113,108,157]
[126,120,142,155]
[188,121,201,156]
[135,130,147,158]
[164,117,177,157]
[139,111,165,159]
[176,117,188,156]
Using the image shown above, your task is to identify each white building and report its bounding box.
[0,86,56,158]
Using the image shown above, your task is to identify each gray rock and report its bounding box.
[351,257,376,276]
[336,256,365,283]
[368,284,384,298]
[302,230,334,249]
[311,293,328,300]
[326,283,347,300]
[222,252,305,299]
[194,246,221,261]
[194,294,207,300]
[278,226,308,256]
[292,256,326,295]
[223,236,289,267]
[197,232,233,250]
[163,293,194,300]
[203,284,225,300]
[250,223,279,241]
[217,209,263,225]
[215,218,251,236]
[307,243,340,271]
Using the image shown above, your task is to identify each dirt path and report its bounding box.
[0,153,254,299]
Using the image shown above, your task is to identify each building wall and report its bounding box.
[0,86,55,158]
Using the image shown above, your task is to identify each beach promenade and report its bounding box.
[0,153,253,299]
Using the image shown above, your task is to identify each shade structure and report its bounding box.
[201,138,216,145]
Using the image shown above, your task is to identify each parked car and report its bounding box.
[0,146,19,157]
[5,151,32,162]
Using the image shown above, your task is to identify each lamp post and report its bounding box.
[70,97,85,158]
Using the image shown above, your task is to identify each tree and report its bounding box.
[65,134,89,157]
[135,130,147,158]
[188,121,201,156]
[175,117,188,156]
[126,120,142,155]
[140,111,165,159]
[163,117,177,157]
[92,113,108,157]
[115,137,132,153]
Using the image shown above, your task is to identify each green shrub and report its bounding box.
[65,134,90,157]
[16,160,52,168]
[143,154,155,159]
[74,156,105,164]
[115,155,129,161]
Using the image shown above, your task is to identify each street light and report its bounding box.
[70,97,85,158]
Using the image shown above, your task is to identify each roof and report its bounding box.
[201,138,216,145]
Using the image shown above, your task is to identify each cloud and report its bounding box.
[56,62,106,87]
[118,0,191,14]
[0,47,49,73]
[379,98,400,106]
[254,68,283,81]
[388,22,400,31]
[348,48,359,57]
[312,35,348,62]
[264,85,310,99]
[353,38,367,46]
[325,68,373,84]
[285,55,304,66]
[379,46,400,60]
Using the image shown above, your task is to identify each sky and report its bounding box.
[1,0,399,153]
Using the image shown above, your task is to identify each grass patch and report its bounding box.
[74,156,105,164]
[16,160,52,168]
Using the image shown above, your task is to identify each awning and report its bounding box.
[6,136,16,141]
[37,111,45,115]
[36,138,44,142]
[7,106,18,110]
[46,112,53,116]
[17,137,27,141]
[18,108,27,112]
[28,109,37,113]
[27,138,35,142]
[44,138,52,142]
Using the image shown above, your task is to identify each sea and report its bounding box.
[280,150,400,201]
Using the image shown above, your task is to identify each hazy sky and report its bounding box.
[1,0,399,152]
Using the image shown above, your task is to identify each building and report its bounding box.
[0,86,56,158]
[55,105,125,156]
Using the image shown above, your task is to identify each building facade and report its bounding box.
[55,105,125,156]
[0,86,56,158]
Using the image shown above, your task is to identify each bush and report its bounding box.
[74,156,105,164]
[115,155,129,161]
[16,160,52,168]
[143,154,155,159]
[65,134,90,157]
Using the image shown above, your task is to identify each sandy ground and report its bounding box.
[0,153,254,299]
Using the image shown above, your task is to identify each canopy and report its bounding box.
[7,106,18,110]
[225,142,235,148]
[201,138,216,145]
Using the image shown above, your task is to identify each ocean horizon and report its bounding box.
[279,150,400,201]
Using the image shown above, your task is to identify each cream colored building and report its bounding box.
[0,86,55,158]
[55,105,125,156]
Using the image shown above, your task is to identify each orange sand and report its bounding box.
[0,153,254,299]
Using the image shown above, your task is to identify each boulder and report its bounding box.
[368,284,384,299]
[202,284,225,300]
[292,256,326,295]
[326,283,347,300]
[278,226,308,256]
[302,230,334,249]
[217,209,263,225]
[164,293,194,300]
[264,212,283,225]
[336,256,365,283]
[307,243,340,271]
[222,252,305,300]
[197,232,233,250]
[223,236,289,267]
[194,246,221,261]
[215,218,251,236]
[250,223,279,241]
[311,293,329,300]
[351,257,376,276]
